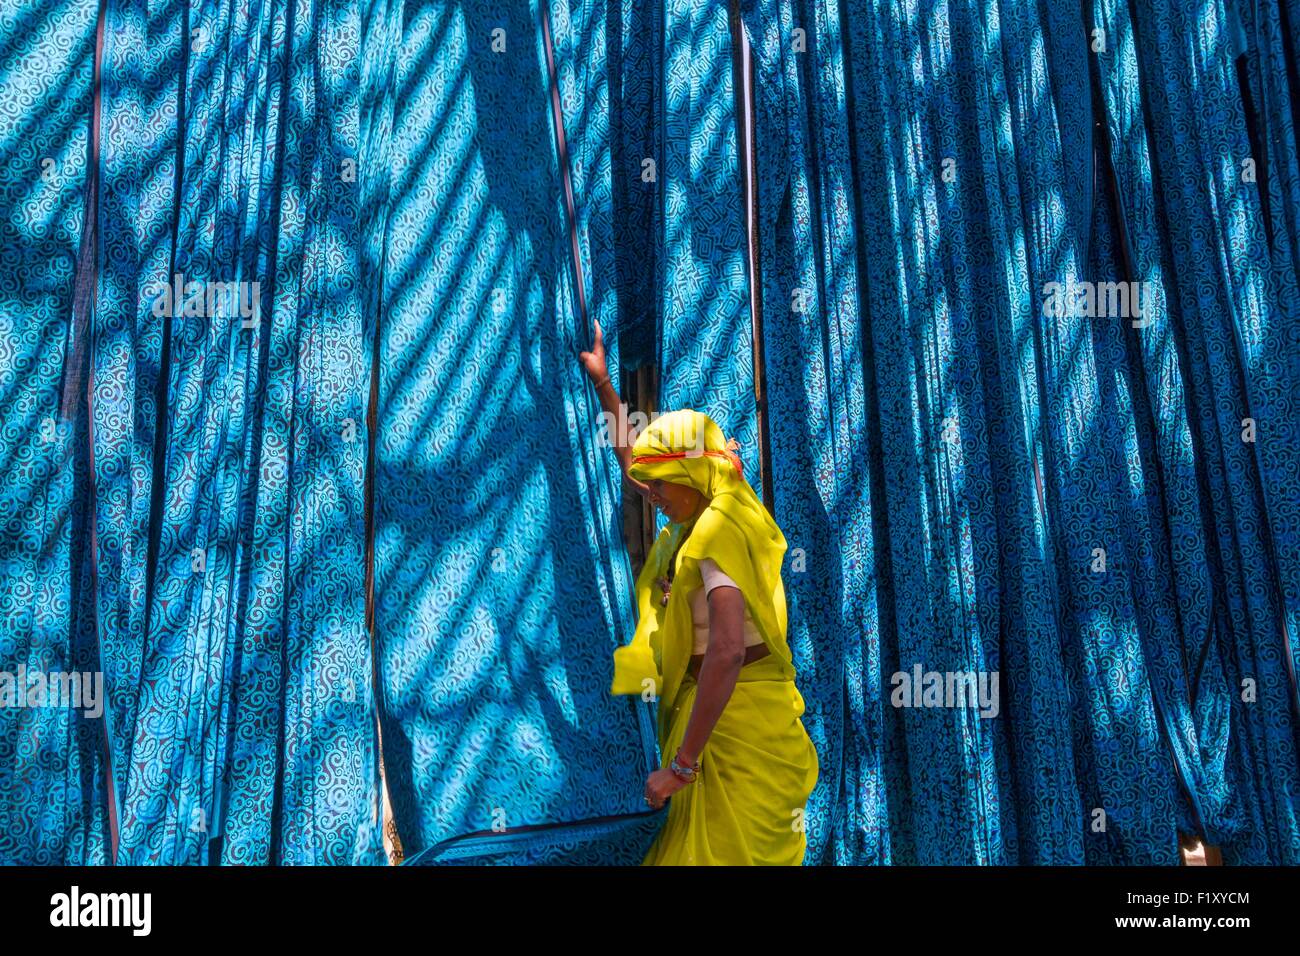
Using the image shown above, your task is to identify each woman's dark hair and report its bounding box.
[664,519,696,587]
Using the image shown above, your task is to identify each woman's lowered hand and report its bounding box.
[644,767,689,809]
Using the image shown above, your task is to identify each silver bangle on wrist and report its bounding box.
[670,750,700,783]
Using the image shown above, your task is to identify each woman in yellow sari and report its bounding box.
[580,322,819,865]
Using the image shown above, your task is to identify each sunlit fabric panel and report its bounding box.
[605,0,661,369]
[1226,0,1300,709]
[1091,0,1300,864]
[1088,0,1241,859]
[2,0,1299,869]
[737,0,1300,863]
[738,0,895,866]
[0,0,108,865]
[1231,5,1300,678]
[1232,0,1300,285]
[548,0,644,677]
[992,0,1185,865]
[91,0,383,864]
[656,0,757,454]
[366,0,659,865]
[742,0,1093,865]
[853,0,1090,865]
[930,0,1094,864]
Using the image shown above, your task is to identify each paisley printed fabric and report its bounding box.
[1,0,388,864]
[0,0,108,865]
[365,0,660,864]
[92,0,383,865]
[738,0,1300,864]
[2,0,1299,866]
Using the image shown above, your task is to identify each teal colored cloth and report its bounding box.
[1,0,1298,865]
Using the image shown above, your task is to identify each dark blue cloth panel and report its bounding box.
[366,0,658,864]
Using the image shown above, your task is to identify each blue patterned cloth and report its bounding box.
[0,0,108,865]
[737,0,1300,864]
[1,0,1297,865]
[364,0,661,865]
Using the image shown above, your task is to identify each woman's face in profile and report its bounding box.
[647,478,706,524]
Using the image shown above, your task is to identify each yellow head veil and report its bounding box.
[610,410,794,740]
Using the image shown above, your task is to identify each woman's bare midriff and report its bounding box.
[687,643,770,678]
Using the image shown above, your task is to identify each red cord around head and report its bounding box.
[632,445,744,478]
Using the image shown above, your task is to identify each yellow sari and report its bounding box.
[610,410,819,865]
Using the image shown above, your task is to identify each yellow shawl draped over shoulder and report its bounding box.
[610,410,795,745]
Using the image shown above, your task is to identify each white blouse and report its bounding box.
[687,558,766,655]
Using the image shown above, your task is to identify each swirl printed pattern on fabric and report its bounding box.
[365,0,660,865]
[606,0,660,370]
[0,0,109,865]
[3,0,1300,867]
[742,0,1088,865]
[89,0,383,864]
[735,0,1300,863]
[657,1,758,456]
[1097,0,1300,864]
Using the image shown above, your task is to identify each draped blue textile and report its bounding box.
[742,0,1090,865]
[3,0,1299,866]
[0,0,108,865]
[735,0,1300,863]
[0,0,386,864]
[607,0,661,369]
[1097,0,1300,864]
[362,0,661,864]
[94,0,383,865]
[657,1,757,457]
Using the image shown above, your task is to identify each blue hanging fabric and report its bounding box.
[1227,0,1300,702]
[993,0,1186,865]
[607,0,661,370]
[5,0,1300,868]
[737,0,894,865]
[0,0,109,865]
[1091,0,1300,864]
[657,0,758,455]
[733,0,1300,863]
[548,0,644,672]
[739,0,1089,864]
[364,0,661,865]
[1088,0,1241,856]
[88,0,383,864]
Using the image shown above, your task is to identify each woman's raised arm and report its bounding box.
[579,319,651,499]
